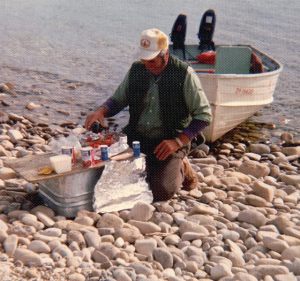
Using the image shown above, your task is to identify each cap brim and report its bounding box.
[137,47,161,61]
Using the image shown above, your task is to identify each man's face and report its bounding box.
[141,52,168,75]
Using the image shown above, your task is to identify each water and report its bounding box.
[0,0,299,134]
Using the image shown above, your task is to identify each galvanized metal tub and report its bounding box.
[39,167,104,217]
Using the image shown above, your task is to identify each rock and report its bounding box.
[271,216,294,234]
[84,232,101,248]
[263,237,289,253]
[28,240,51,253]
[74,215,94,226]
[0,229,8,242]
[182,232,206,241]
[279,174,300,186]
[68,273,85,281]
[189,203,218,216]
[290,258,300,275]
[66,222,97,233]
[113,269,132,281]
[232,272,258,281]
[26,102,41,110]
[273,273,297,281]
[219,229,240,242]
[92,249,110,264]
[98,242,120,260]
[135,238,157,257]
[153,248,173,269]
[252,180,275,202]
[7,129,23,143]
[129,201,155,221]
[249,144,271,155]
[128,220,161,234]
[245,152,262,161]
[0,111,9,123]
[14,248,42,266]
[238,160,270,178]
[226,239,244,257]
[164,234,181,245]
[179,221,209,236]
[31,205,55,218]
[210,263,232,280]
[281,246,300,261]
[246,194,269,207]
[279,235,300,247]
[39,227,62,237]
[0,167,17,180]
[226,251,245,267]
[280,132,294,143]
[238,209,267,227]
[76,210,100,222]
[1,140,14,150]
[0,219,8,232]
[114,237,125,248]
[224,171,251,184]
[35,212,55,227]
[67,231,86,248]
[8,113,23,122]
[4,234,18,256]
[114,227,142,243]
[281,146,300,156]
[249,265,289,279]
[0,145,11,157]
[131,262,153,276]
[52,244,73,258]
[200,192,217,203]
[97,213,124,229]
[284,227,300,239]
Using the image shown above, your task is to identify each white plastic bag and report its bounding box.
[93,157,153,213]
[48,134,82,156]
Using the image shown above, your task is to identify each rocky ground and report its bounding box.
[0,84,300,281]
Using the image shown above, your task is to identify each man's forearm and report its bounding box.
[178,119,210,145]
[98,98,124,117]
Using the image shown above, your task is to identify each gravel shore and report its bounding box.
[0,85,299,281]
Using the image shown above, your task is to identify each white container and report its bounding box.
[50,155,72,174]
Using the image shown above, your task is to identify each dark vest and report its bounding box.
[124,55,189,141]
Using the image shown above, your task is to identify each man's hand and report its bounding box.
[154,139,181,160]
[84,107,108,131]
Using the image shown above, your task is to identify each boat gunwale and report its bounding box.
[170,44,283,79]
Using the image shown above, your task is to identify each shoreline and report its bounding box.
[0,88,299,280]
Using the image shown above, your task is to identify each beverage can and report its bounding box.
[132,141,140,158]
[81,146,93,167]
[92,146,101,164]
[61,146,76,164]
[100,145,109,161]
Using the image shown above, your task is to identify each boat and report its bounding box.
[169,12,283,142]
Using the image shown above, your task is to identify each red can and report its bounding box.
[81,146,93,167]
[61,146,76,164]
[92,146,101,165]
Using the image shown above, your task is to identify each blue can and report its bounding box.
[100,145,109,161]
[132,141,140,158]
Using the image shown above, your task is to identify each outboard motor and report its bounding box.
[198,9,216,51]
[170,14,187,59]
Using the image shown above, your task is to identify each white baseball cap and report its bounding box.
[137,28,169,61]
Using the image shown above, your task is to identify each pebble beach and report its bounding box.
[0,82,299,281]
[0,1,299,279]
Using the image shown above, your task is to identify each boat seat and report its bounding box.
[215,46,252,74]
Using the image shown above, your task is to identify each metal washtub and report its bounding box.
[38,167,104,217]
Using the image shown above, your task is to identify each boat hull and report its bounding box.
[199,70,281,141]
[170,45,283,142]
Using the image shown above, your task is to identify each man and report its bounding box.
[85,28,212,202]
